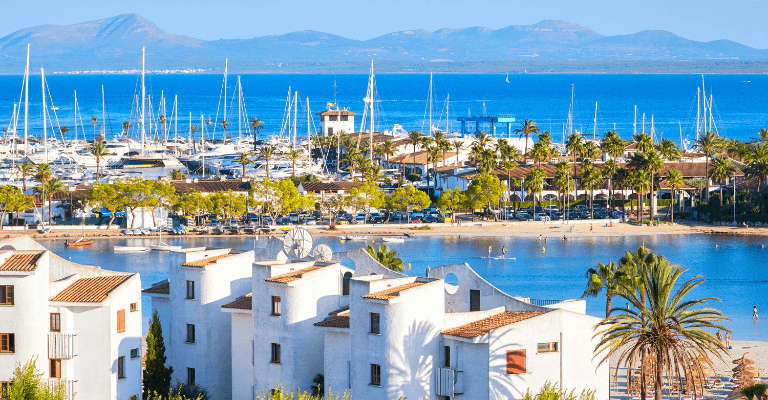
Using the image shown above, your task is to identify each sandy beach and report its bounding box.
[12,219,768,240]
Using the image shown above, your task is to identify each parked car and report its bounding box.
[544,205,560,214]
[410,218,423,223]
[423,215,438,223]
[209,218,221,227]
[224,219,239,228]
[392,211,403,220]
[534,213,550,221]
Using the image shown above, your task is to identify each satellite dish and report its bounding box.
[284,227,313,260]
[313,244,333,262]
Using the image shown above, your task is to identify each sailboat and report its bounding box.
[506,74,509,83]
[149,213,182,251]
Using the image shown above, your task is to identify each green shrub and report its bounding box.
[258,385,350,400]
[741,384,766,399]
[523,382,597,400]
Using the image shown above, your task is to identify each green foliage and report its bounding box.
[464,173,504,211]
[386,185,431,213]
[522,382,596,400]
[5,357,67,400]
[252,178,315,224]
[346,180,385,211]
[411,225,432,230]
[436,188,466,216]
[0,185,33,228]
[366,244,405,271]
[258,385,350,400]
[145,386,205,400]
[741,384,767,399]
[144,310,174,399]
[289,175,319,187]
[406,173,421,182]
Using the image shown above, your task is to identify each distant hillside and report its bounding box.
[0,14,766,73]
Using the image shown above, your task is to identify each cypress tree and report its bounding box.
[143,309,173,399]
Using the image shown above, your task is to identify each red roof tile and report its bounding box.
[222,293,252,310]
[0,252,44,272]
[362,281,427,300]
[50,275,133,303]
[142,280,170,295]
[442,311,546,339]
[265,265,325,284]
[182,253,239,267]
[314,315,350,329]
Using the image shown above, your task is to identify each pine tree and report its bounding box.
[144,309,174,400]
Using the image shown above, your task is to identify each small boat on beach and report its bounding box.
[114,246,148,252]
[149,243,182,251]
[65,238,93,248]
[382,236,404,243]
[342,235,367,241]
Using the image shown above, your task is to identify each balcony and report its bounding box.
[48,333,76,359]
[435,367,464,397]
[47,379,76,400]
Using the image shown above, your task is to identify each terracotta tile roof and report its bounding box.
[362,281,427,300]
[314,314,350,329]
[0,252,44,272]
[316,109,358,116]
[50,275,133,303]
[442,311,546,339]
[182,253,239,267]
[170,180,252,194]
[328,306,349,316]
[222,293,252,310]
[299,181,361,193]
[265,265,325,284]
[142,280,170,295]
[392,151,458,166]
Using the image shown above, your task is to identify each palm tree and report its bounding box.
[159,115,167,138]
[233,152,253,178]
[190,125,198,151]
[602,131,625,208]
[708,157,733,207]
[656,138,682,161]
[747,142,768,193]
[583,262,625,318]
[581,160,601,215]
[220,120,229,138]
[757,128,768,144]
[407,130,423,174]
[502,161,517,202]
[59,126,69,142]
[249,118,264,151]
[122,121,131,137]
[645,150,664,221]
[15,161,35,191]
[695,131,724,202]
[666,168,683,223]
[554,161,574,207]
[91,139,109,183]
[514,119,539,155]
[287,149,302,177]
[91,116,98,141]
[35,164,52,185]
[523,167,546,211]
[35,177,66,225]
[595,252,728,400]
[168,169,186,180]
[428,146,442,191]
[260,146,274,179]
[452,141,464,166]
[472,132,492,150]
[631,169,651,221]
[366,244,404,271]
[381,139,395,168]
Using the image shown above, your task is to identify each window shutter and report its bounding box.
[506,349,526,374]
[117,309,126,333]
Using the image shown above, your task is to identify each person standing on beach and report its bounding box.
[716,330,723,343]
[590,224,593,233]
[726,332,731,348]
[754,306,759,320]
[501,246,506,259]
[488,245,492,258]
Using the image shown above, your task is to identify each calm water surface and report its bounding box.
[38,233,768,341]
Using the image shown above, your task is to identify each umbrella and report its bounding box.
[732,364,757,372]
[733,353,755,364]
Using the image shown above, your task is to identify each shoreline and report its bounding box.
[15,220,768,241]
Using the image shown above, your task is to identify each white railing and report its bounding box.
[47,379,76,400]
[435,368,464,397]
[48,333,76,359]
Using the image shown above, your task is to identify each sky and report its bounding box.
[3,0,768,48]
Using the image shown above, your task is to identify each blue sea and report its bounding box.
[1,74,767,145]
[39,234,768,341]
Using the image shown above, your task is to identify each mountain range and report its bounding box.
[0,14,766,73]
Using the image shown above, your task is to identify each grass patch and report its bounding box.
[629,219,671,225]
[326,225,339,231]
[411,225,432,230]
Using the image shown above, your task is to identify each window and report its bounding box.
[50,313,61,332]
[271,296,281,316]
[340,115,348,122]
[271,343,281,363]
[329,115,338,122]
[130,348,140,358]
[186,281,195,299]
[369,313,380,334]
[0,286,13,305]
[117,309,125,333]
[342,272,352,296]
[444,345,451,367]
[469,289,480,312]
[50,359,61,378]
[506,349,526,374]
[130,302,138,312]
[370,364,381,386]
[537,342,558,353]
[187,368,195,386]
[327,127,334,136]
[186,324,195,343]
[0,334,14,353]
[129,396,139,400]
[118,356,126,379]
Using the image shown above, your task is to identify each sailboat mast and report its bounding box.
[238,76,242,138]
[293,93,298,150]
[188,112,192,155]
[446,93,450,133]
[201,114,205,178]
[593,102,597,140]
[701,75,707,134]
[224,59,228,125]
[102,85,105,140]
[709,94,713,133]
[23,43,29,156]
[651,114,655,142]
[41,68,47,163]
[370,60,375,161]
[642,113,645,134]
[568,84,574,136]
[428,72,432,137]
[74,91,78,143]
[174,95,178,142]
[141,46,146,156]
[633,105,637,136]
[696,88,701,141]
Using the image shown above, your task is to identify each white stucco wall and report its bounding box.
[322,331,351,396]
[230,312,255,400]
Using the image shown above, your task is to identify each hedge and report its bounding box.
[502,199,673,209]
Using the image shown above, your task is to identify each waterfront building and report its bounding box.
[142,248,254,400]
[222,238,608,400]
[0,236,142,400]
[316,109,358,137]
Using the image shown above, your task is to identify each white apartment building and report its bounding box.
[142,248,254,400]
[220,237,608,400]
[0,236,143,400]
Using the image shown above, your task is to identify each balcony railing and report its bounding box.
[435,368,464,397]
[47,379,76,400]
[528,299,562,307]
[48,333,76,359]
